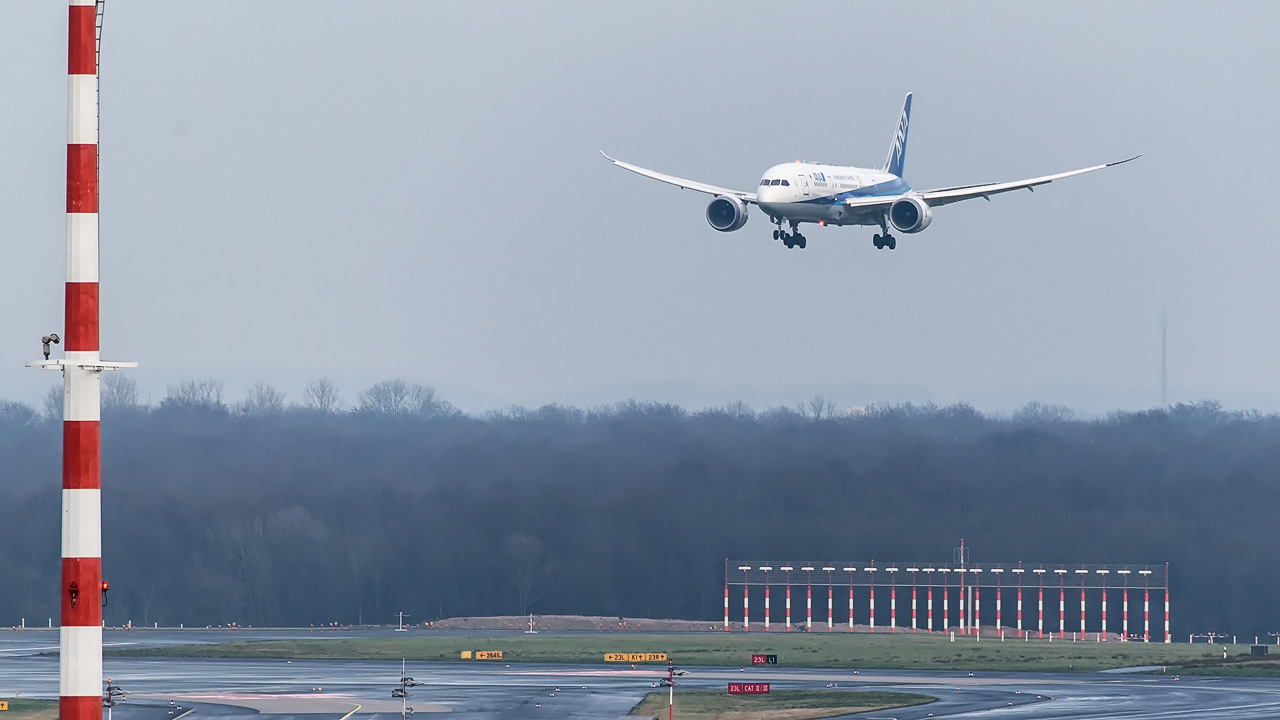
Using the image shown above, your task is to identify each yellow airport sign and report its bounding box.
[460,651,472,659]
[475,651,504,660]
[605,653,667,662]
[0,700,8,710]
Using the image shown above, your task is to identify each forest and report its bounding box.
[1,375,1276,635]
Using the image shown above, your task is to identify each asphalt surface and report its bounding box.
[5,629,1280,719]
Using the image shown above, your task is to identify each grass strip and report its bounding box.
[629,689,934,720]
[105,632,1259,672]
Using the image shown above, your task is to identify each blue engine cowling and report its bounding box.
[888,195,932,234]
[706,195,749,232]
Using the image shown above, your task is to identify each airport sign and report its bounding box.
[728,683,770,694]
[751,654,778,665]
[605,653,667,662]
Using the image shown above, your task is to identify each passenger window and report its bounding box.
[781,180,790,186]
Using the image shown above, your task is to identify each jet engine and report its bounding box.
[706,195,749,232]
[888,195,932,234]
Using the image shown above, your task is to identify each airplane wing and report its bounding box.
[601,152,757,203]
[918,156,1140,207]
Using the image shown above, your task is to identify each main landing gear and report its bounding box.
[872,215,897,250]
[772,218,806,249]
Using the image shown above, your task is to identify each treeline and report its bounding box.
[1,377,1278,635]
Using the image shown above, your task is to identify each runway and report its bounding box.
[4,630,1280,719]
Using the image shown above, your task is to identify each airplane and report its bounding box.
[602,93,1137,250]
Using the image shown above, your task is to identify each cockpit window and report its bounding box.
[760,179,769,186]
[770,179,781,186]
[780,179,790,186]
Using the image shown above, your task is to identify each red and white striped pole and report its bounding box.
[1099,569,1108,640]
[942,569,949,633]
[762,567,771,632]
[825,567,834,631]
[1057,569,1067,639]
[967,568,977,630]
[1164,563,1171,644]
[993,568,1002,636]
[803,567,814,631]
[1079,570,1087,638]
[1143,568,1154,642]
[782,566,792,631]
[740,566,750,631]
[846,567,854,632]
[724,560,729,631]
[866,566,876,633]
[887,567,897,633]
[1119,569,1130,641]
[45,5,127,720]
[926,568,933,632]
[909,568,918,632]
[1035,569,1044,638]
[1015,568,1023,638]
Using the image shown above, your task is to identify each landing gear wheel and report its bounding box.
[796,235,807,249]
[873,233,883,249]
[783,235,795,249]
[886,235,897,250]
[773,229,780,240]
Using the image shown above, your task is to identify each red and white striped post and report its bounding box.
[1099,569,1109,640]
[1078,569,1088,638]
[1035,568,1045,638]
[1013,567,1025,638]
[908,568,919,632]
[762,566,771,632]
[926,568,934,632]
[781,566,792,631]
[845,567,855,632]
[724,560,730,631]
[993,568,1003,636]
[25,6,135,720]
[972,569,981,636]
[1118,568,1130,641]
[1056,569,1067,639]
[887,567,897,633]
[958,569,965,635]
[824,566,834,631]
[1141,568,1152,642]
[941,568,950,633]
[1164,563,1171,644]
[739,566,750,631]
[866,565,877,633]
[802,566,814,631]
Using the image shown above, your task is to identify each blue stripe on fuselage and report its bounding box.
[800,176,911,205]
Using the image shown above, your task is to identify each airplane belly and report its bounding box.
[759,201,826,222]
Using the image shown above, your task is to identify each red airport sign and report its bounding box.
[728,683,770,694]
[751,654,778,665]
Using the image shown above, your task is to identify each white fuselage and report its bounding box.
[755,162,911,227]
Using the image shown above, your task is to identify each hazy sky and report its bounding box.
[2,2,1278,415]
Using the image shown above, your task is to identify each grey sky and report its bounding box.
[2,2,1278,415]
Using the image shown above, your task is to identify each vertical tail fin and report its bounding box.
[882,92,913,178]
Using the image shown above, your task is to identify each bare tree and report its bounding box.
[499,532,547,616]
[236,382,286,417]
[357,380,456,418]
[303,378,341,413]
[102,374,140,410]
[1013,401,1076,424]
[0,400,39,427]
[807,395,837,420]
[43,385,62,421]
[160,378,226,412]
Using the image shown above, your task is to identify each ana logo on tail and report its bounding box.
[883,92,913,178]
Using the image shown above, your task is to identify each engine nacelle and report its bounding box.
[888,195,932,234]
[706,195,749,232]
